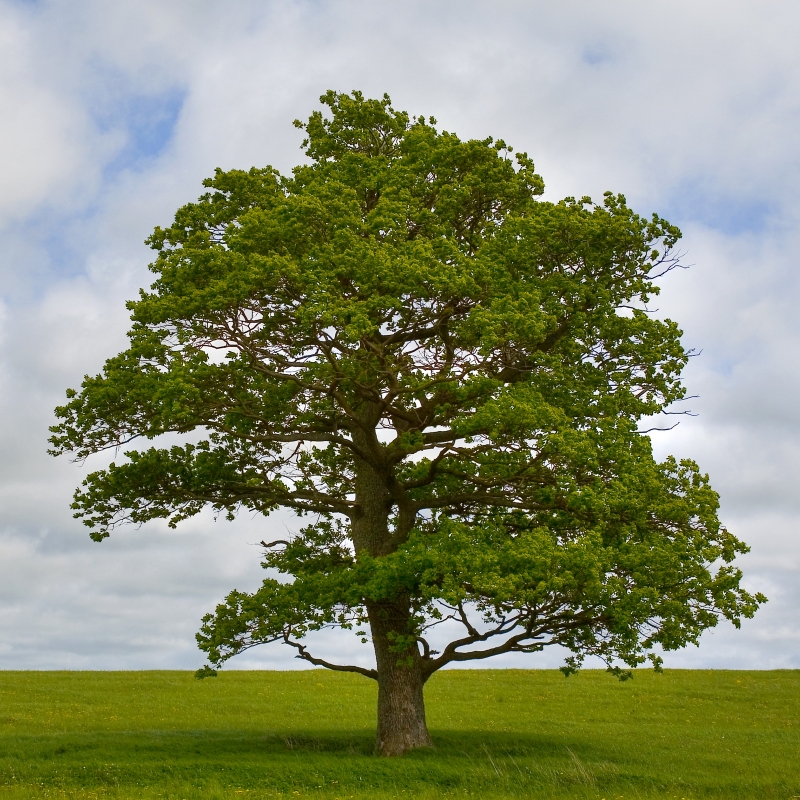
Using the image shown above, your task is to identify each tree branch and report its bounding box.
[424,613,607,674]
[283,635,377,680]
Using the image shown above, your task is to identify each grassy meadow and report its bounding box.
[0,668,797,799]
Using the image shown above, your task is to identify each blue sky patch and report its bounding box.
[581,43,613,67]
[663,178,776,236]
[99,86,187,178]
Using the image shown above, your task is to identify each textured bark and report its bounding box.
[369,600,433,756]
[351,454,392,556]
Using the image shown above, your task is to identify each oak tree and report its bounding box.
[50,91,764,756]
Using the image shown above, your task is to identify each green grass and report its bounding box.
[0,669,797,799]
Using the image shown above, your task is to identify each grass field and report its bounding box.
[0,669,797,799]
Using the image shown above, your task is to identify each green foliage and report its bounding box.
[0,669,798,798]
[50,90,764,679]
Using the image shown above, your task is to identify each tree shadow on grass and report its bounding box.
[8,728,769,798]
[5,727,613,762]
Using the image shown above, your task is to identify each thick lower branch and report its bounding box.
[424,613,607,674]
[284,636,378,680]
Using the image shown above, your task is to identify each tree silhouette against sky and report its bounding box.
[51,91,764,756]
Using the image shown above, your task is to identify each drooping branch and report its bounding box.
[283,635,378,680]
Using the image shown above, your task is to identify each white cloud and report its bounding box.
[0,8,92,220]
[0,0,798,671]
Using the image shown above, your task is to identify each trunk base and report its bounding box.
[369,601,433,756]
[375,661,433,756]
[376,733,433,757]
[376,713,433,757]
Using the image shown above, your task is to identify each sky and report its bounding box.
[0,0,798,672]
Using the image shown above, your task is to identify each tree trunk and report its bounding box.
[369,601,433,756]
[350,434,431,755]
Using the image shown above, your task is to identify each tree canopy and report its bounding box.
[50,91,765,755]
